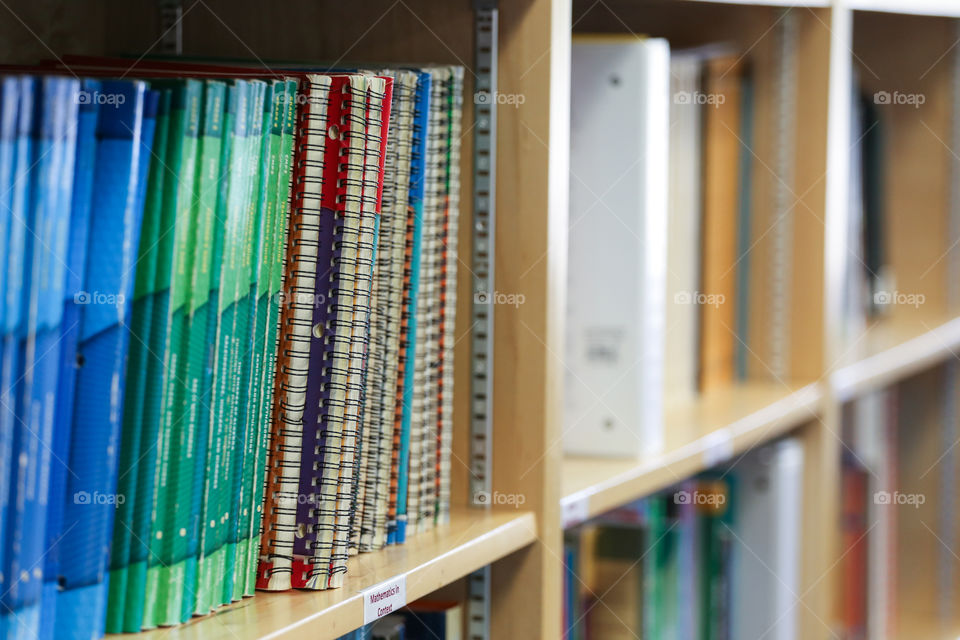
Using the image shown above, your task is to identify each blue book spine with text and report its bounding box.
[54,80,150,640]
[0,77,21,636]
[0,76,32,640]
[38,77,100,640]
[3,75,79,640]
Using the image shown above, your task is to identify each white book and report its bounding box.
[665,52,703,403]
[731,438,804,640]
[564,35,669,458]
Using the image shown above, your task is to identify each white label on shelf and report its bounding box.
[702,429,734,468]
[561,497,589,529]
[362,574,407,624]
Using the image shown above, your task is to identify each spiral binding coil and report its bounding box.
[258,75,332,590]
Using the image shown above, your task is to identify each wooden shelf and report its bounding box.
[560,382,822,526]
[121,509,536,640]
[848,0,960,17]
[831,314,960,402]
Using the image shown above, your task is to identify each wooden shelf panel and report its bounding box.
[831,314,960,401]
[121,509,536,640]
[560,382,822,525]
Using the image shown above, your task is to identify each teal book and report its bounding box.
[197,79,253,614]
[176,79,226,623]
[245,77,297,597]
[192,80,239,617]
[223,79,267,604]
[220,79,265,606]
[233,79,282,602]
[133,78,202,631]
[106,87,172,634]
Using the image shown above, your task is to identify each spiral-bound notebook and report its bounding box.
[258,73,393,591]
[356,69,418,553]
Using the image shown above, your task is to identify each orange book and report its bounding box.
[699,57,743,391]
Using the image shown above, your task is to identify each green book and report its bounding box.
[175,79,226,623]
[697,477,735,640]
[105,88,172,635]
[245,77,298,597]
[195,79,253,615]
[190,80,237,617]
[123,79,202,633]
[141,78,205,629]
[644,496,681,640]
[225,79,272,604]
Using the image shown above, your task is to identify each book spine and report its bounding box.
[370,72,416,551]
[177,80,225,622]
[8,76,79,639]
[107,87,170,635]
[234,80,281,602]
[0,77,34,637]
[0,77,22,625]
[246,77,297,597]
[40,77,99,640]
[55,80,149,640]
[389,71,430,545]
[437,67,464,526]
[195,79,249,616]
[412,69,447,535]
[142,78,202,630]
[257,74,331,592]
[118,80,187,634]
[344,74,391,563]
[223,79,266,606]
[296,74,353,589]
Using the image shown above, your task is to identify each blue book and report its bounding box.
[0,76,32,640]
[390,70,430,545]
[54,80,150,640]
[3,75,79,640]
[0,77,21,634]
[39,77,100,640]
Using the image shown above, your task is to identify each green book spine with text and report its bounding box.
[245,77,298,596]
[227,80,274,603]
[176,80,226,623]
[197,79,253,614]
[141,78,205,629]
[105,88,172,634]
[120,79,201,633]
[190,81,236,617]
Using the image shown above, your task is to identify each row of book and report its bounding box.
[563,438,804,640]
[564,34,790,458]
[0,57,464,639]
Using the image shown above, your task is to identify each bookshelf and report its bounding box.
[2,0,960,639]
[116,509,537,640]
